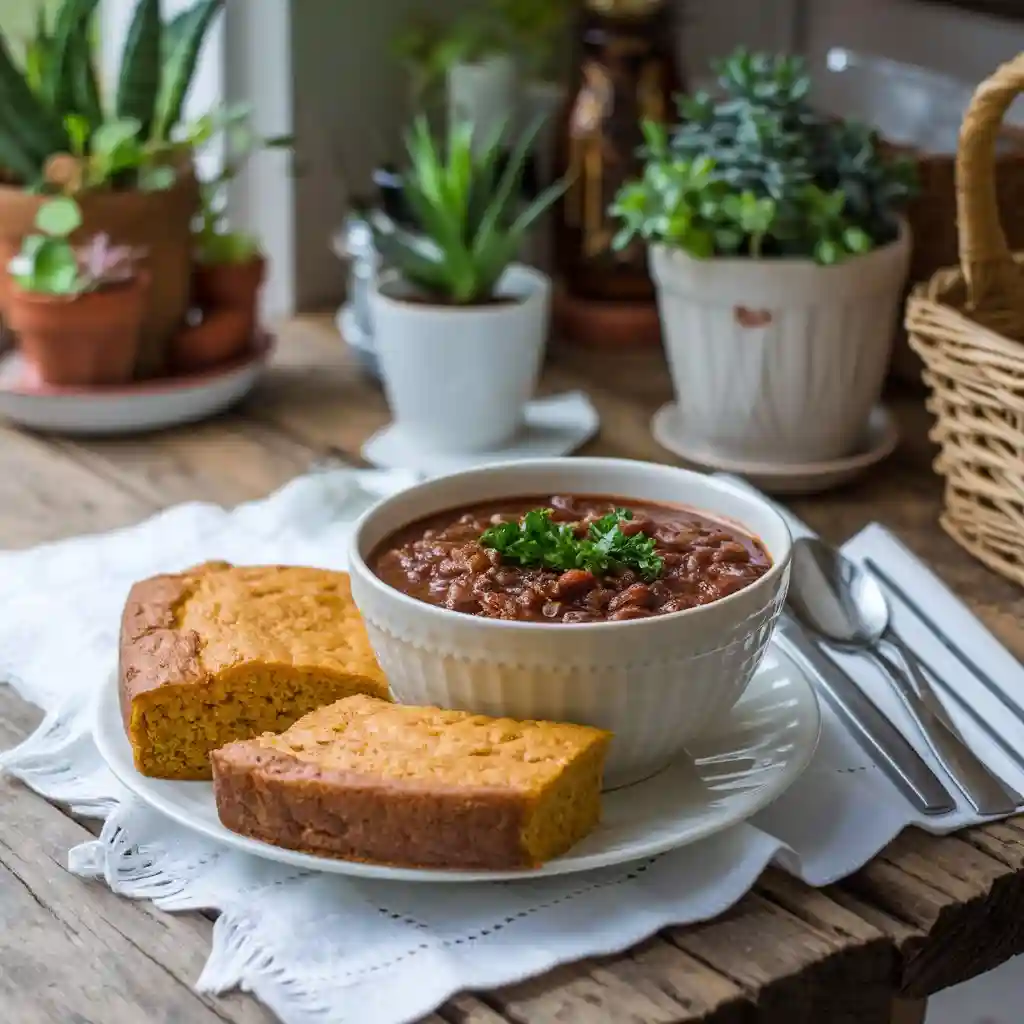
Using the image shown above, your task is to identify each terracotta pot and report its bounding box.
[7,274,148,387]
[192,254,266,342]
[170,308,252,374]
[0,168,199,379]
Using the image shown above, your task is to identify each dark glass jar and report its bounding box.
[553,0,681,301]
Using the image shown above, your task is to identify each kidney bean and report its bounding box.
[617,517,650,537]
[553,569,597,599]
[562,610,599,623]
[608,583,654,612]
[610,606,653,621]
[713,541,751,564]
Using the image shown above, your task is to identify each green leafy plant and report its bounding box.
[0,0,223,188]
[51,114,177,192]
[481,507,664,581]
[610,49,917,265]
[7,196,144,295]
[370,116,567,304]
[188,104,293,266]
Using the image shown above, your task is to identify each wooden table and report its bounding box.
[4,316,1024,1024]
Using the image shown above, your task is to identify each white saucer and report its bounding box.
[0,334,272,437]
[651,403,899,495]
[362,390,600,476]
[92,642,820,884]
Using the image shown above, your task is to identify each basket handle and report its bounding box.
[957,53,1024,311]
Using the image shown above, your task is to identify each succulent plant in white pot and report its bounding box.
[370,117,567,454]
[611,50,917,466]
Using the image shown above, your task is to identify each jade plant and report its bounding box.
[610,49,918,265]
[0,0,223,189]
[370,116,567,305]
[7,196,143,294]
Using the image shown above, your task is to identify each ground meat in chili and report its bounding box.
[371,495,772,623]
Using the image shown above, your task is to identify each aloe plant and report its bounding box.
[0,0,223,187]
[371,116,567,305]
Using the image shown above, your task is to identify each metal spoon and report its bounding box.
[787,536,1022,817]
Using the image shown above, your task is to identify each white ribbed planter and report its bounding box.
[370,264,551,453]
[649,224,911,464]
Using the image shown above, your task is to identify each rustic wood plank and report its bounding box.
[0,775,277,1024]
[668,893,893,1024]
[0,426,151,547]
[492,958,694,1024]
[436,994,512,1024]
[963,821,1024,869]
[824,888,918,948]
[618,941,751,1023]
[53,416,322,509]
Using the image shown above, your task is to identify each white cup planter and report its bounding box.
[649,222,911,465]
[370,264,551,453]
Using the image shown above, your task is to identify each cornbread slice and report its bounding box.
[119,561,389,780]
[211,695,612,870]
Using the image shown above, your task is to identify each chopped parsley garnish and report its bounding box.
[479,507,664,581]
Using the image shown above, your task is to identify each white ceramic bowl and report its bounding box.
[348,459,793,788]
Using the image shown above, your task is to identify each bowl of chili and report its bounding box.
[348,458,793,788]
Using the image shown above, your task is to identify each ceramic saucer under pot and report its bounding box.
[651,403,899,495]
[0,333,273,437]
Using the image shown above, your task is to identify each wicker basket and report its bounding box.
[887,125,1024,386]
[907,53,1024,587]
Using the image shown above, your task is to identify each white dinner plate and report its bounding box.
[93,643,820,883]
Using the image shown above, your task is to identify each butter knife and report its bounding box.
[775,614,958,815]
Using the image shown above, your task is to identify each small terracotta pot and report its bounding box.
[7,274,148,387]
[193,254,266,307]
[170,308,252,374]
[0,165,199,379]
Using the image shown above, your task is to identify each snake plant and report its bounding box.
[0,0,223,188]
[371,116,567,305]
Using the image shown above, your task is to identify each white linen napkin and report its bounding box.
[0,468,1021,1024]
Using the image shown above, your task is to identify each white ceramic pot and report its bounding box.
[370,264,550,453]
[348,458,794,789]
[447,55,518,150]
[649,224,911,464]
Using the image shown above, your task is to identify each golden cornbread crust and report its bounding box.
[120,562,389,780]
[211,695,611,870]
